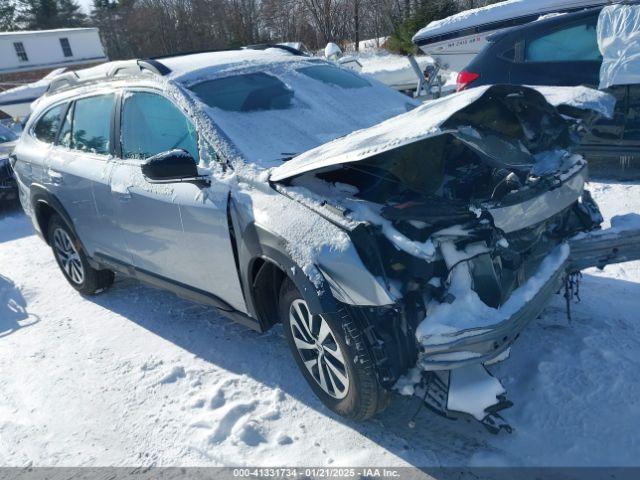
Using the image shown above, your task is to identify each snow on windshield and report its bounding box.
[184,63,417,167]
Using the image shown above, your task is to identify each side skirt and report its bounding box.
[92,252,263,332]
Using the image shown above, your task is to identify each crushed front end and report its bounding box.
[271,85,640,432]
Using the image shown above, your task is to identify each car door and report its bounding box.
[509,16,602,87]
[45,93,128,260]
[110,89,246,312]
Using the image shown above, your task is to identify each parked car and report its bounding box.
[0,123,18,203]
[10,49,640,428]
[457,6,640,176]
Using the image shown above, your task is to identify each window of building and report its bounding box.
[59,38,73,57]
[13,42,28,62]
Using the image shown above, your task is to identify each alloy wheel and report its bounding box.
[52,227,85,285]
[289,299,349,399]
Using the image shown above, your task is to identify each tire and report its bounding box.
[279,278,389,420]
[47,214,114,295]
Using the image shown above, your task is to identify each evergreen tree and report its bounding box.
[0,1,17,31]
[14,0,86,29]
[387,0,459,54]
[57,0,87,27]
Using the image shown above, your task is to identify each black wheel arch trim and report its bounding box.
[29,183,85,249]
[228,194,341,328]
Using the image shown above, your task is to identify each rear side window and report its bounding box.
[33,104,66,143]
[58,94,114,155]
[525,20,601,62]
[121,92,199,161]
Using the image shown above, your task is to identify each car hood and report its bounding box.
[270,84,614,182]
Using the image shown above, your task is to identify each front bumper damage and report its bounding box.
[419,254,568,371]
[410,214,640,433]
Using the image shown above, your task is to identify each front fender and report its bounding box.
[229,193,340,320]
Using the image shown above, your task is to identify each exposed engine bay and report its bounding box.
[271,85,640,432]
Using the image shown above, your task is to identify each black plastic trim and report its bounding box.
[93,252,262,332]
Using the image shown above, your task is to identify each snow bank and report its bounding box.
[598,4,640,89]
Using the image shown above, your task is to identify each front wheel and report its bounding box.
[48,214,114,295]
[279,278,389,420]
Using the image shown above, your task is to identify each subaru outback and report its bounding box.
[11,47,640,430]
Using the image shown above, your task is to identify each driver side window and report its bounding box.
[121,92,199,161]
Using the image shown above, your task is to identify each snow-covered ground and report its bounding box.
[0,181,639,467]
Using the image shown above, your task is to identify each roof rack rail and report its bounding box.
[46,59,165,95]
[242,43,307,56]
[149,47,236,61]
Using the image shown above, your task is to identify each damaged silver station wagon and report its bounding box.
[11,47,640,432]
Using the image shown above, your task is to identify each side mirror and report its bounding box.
[141,149,208,184]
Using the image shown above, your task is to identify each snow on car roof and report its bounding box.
[161,48,308,82]
[412,0,609,43]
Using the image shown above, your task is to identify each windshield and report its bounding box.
[187,63,416,166]
[0,124,17,143]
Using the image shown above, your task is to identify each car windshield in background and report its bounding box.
[186,64,415,166]
[0,124,18,143]
[297,65,370,89]
[189,72,294,112]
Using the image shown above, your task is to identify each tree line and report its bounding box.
[1,0,500,59]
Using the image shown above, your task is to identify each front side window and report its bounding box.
[14,42,28,62]
[33,104,66,143]
[121,92,199,161]
[59,38,73,57]
[525,19,601,62]
[58,94,114,154]
[189,72,294,112]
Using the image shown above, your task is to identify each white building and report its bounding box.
[0,28,107,76]
[0,28,108,120]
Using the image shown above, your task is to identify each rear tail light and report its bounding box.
[456,71,480,91]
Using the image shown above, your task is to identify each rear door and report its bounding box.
[509,15,602,87]
[45,93,127,260]
[111,89,246,311]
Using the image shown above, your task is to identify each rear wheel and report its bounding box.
[279,278,389,420]
[48,214,114,295]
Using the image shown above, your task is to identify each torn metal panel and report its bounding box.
[569,213,640,271]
